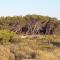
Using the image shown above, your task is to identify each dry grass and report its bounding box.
[0,35,60,60]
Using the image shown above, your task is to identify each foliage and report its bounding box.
[0,29,16,43]
[0,15,59,60]
[0,15,59,35]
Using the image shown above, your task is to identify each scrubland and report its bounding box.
[0,15,60,60]
[0,30,60,60]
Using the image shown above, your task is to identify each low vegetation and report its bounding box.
[0,15,60,60]
[0,29,59,60]
[0,15,60,35]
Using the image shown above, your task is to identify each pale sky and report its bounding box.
[0,0,60,19]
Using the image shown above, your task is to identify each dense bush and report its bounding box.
[0,15,59,35]
[0,29,16,43]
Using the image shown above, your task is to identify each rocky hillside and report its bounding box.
[0,15,60,35]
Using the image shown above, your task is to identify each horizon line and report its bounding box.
[0,14,59,20]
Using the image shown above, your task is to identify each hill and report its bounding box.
[0,15,60,35]
[0,15,60,60]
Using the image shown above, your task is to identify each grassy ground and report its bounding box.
[0,34,60,60]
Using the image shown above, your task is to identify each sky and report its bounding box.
[0,0,60,19]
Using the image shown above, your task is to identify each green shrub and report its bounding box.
[0,29,16,43]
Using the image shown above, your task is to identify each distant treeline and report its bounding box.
[0,15,60,35]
